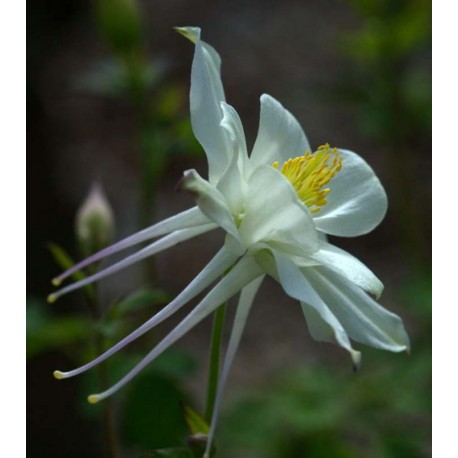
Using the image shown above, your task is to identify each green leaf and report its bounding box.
[48,243,94,300]
[182,403,209,435]
[140,448,192,458]
[122,369,189,449]
[27,298,91,358]
[48,243,85,281]
[112,287,171,318]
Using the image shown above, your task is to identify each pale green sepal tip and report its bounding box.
[47,294,57,304]
[87,395,100,404]
[51,278,61,287]
[53,370,64,380]
[351,350,362,372]
[174,26,200,43]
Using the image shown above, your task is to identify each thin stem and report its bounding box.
[90,283,121,458]
[205,303,227,423]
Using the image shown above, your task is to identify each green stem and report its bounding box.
[205,303,227,423]
[89,285,121,458]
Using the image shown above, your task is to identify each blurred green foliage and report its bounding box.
[338,0,431,265]
[341,0,431,141]
[28,0,431,456]
[217,271,431,458]
[27,297,91,358]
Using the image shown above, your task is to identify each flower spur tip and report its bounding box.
[53,370,65,380]
[351,351,362,372]
[47,293,58,304]
[174,26,198,43]
[87,394,100,404]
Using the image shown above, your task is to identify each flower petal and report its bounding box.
[205,275,264,457]
[219,101,248,166]
[54,246,240,379]
[313,149,388,237]
[238,165,319,256]
[311,242,384,299]
[177,26,232,183]
[305,266,410,352]
[272,250,360,364]
[250,94,311,169]
[49,224,216,302]
[181,169,240,242]
[86,255,264,402]
[216,102,249,216]
[53,206,209,285]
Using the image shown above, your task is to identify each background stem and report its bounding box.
[205,303,227,424]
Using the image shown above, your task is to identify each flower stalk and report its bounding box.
[205,303,227,424]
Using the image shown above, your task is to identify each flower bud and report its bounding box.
[75,182,115,257]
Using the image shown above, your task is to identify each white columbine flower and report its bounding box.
[49,27,409,455]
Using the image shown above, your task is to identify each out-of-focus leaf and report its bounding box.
[122,368,189,450]
[155,86,184,120]
[140,448,192,458]
[92,320,123,339]
[112,287,171,318]
[152,349,197,379]
[48,243,94,300]
[27,298,90,358]
[95,0,143,57]
[75,58,166,97]
[181,403,209,435]
[48,243,85,282]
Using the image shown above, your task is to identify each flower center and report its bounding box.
[273,144,342,214]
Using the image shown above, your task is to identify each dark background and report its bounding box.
[27,1,431,457]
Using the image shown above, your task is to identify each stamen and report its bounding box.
[273,144,342,214]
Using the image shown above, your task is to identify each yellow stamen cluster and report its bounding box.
[273,144,342,214]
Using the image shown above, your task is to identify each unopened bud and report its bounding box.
[76,182,115,257]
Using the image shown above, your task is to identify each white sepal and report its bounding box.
[205,275,264,456]
[305,266,410,352]
[272,250,360,364]
[181,169,240,240]
[178,26,232,183]
[311,242,384,299]
[54,246,240,379]
[86,255,264,402]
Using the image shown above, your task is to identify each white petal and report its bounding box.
[272,250,360,364]
[87,255,264,402]
[305,266,410,352]
[250,94,310,169]
[178,26,232,183]
[181,169,240,241]
[219,101,248,166]
[54,246,240,379]
[49,224,216,302]
[53,206,209,285]
[205,275,264,456]
[238,165,319,256]
[311,242,384,299]
[216,103,249,216]
[313,149,388,237]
